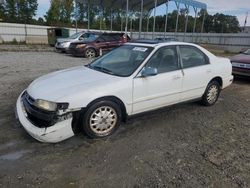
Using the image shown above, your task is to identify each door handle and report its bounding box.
[172,75,182,80]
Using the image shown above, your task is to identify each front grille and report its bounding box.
[69,43,77,49]
[23,91,35,104]
[21,91,57,128]
[232,62,250,69]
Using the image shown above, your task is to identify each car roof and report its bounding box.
[126,41,198,48]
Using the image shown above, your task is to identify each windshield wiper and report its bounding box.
[88,65,115,75]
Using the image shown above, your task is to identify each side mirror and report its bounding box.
[141,67,158,77]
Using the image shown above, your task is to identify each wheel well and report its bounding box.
[210,77,223,88]
[86,96,127,122]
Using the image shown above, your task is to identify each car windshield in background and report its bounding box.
[68,32,82,39]
[88,45,153,77]
[243,49,250,55]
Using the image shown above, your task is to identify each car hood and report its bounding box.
[230,54,250,64]
[27,66,120,102]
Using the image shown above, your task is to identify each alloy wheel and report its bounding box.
[85,49,96,58]
[89,106,117,134]
[206,85,219,104]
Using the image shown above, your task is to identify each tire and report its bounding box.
[201,81,221,106]
[84,48,96,58]
[82,100,121,138]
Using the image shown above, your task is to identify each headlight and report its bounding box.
[34,99,57,111]
[34,99,68,111]
[62,42,70,47]
[76,44,86,48]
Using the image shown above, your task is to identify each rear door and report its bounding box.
[108,34,122,50]
[95,36,109,53]
[101,34,121,51]
[179,45,212,101]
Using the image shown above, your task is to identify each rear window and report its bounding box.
[102,35,117,41]
[112,34,122,41]
[179,46,209,68]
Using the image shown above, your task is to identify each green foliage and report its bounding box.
[1,0,37,23]
[12,38,18,44]
[37,17,45,25]
[0,2,6,21]
[45,0,61,25]
[60,0,74,23]
[75,1,85,23]
[1,38,26,44]
[207,13,241,33]
[45,0,74,26]
[17,0,38,23]
[5,0,17,22]
[128,9,240,33]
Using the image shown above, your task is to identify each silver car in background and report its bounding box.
[55,32,86,52]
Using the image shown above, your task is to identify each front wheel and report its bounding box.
[201,81,221,106]
[84,48,96,58]
[82,101,121,138]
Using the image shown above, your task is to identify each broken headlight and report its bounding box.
[34,99,68,112]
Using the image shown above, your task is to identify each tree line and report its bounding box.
[0,0,38,23]
[0,0,241,33]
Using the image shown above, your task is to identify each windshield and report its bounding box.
[243,49,250,55]
[68,32,83,39]
[87,45,153,77]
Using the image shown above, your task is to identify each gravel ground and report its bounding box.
[0,45,54,52]
[0,51,249,188]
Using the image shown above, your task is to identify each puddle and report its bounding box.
[0,150,31,161]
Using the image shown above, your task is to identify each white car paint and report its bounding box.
[133,69,183,114]
[27,66,133,112]
[16,42,233,143]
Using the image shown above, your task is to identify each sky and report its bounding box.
[37,0,250,26]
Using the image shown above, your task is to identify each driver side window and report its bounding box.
[145,46,179,74]
[79,33,89,40]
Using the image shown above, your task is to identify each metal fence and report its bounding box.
[131,31,250,52]
[0,22,250,52]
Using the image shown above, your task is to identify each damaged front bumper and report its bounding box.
[16,92,75,143]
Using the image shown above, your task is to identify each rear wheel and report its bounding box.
[201,81,221,106]
[82,101,121,138]
[85,48,96,58]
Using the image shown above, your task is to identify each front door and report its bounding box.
[132,46,183,114]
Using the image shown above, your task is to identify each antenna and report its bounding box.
[243,12,248,32]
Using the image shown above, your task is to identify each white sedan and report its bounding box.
[16,41,233,143]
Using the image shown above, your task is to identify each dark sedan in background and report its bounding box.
[68,32,130,58]
[230,48,250,77]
